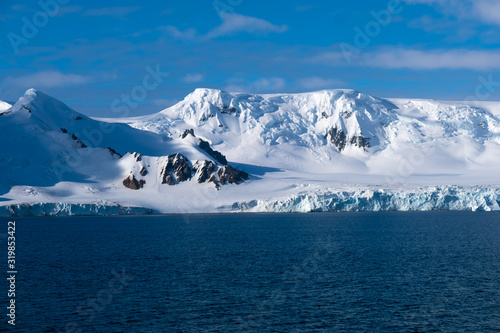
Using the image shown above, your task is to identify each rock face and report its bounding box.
[132,152,142,162]
[123,174,145,190]
[107,147,122,159]
[218,165,249,185]
[193,160,216,184]
[180,128,195,139]
[161,153,192,185]
[326,127,370,151]
[327,127,347,151]
[124,152,249,190]
[198,139,228,165]
[164,174,175,186]
[60,129,87,148]
[179,128,228,165]
[350,136,371,150]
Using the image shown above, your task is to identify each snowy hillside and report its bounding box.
[127,88,500,180]
[1,88,500,216]
[0,100,11,112]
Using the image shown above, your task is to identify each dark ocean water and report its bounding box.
[2,212,500,332]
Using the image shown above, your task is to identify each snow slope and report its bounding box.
[127,89,500,183]
[1,88,500,216]
[0,100,11,112]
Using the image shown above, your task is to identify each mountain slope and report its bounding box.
[127,88,500,178]
[1,88,500,216]
[0,89,249,200]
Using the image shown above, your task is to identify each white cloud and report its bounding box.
[313,48,500,70]
[84,7,141,17]
[404,0,500,26]
[473,0,500,26]
[3,71,91,89]
[298,77,345,90]
[225,77,286,93]
[309,52,347,65]
[205,12,288,39]
[365,49,500,70]
[183,73,204,83]
[159,26,197,40]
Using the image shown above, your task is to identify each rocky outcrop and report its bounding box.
[198,139,228,165]
[193,160,217,184]
[107,147,122,159]
[220,103,238,114]
[180,129,195,139]
[132,152,142,162]
[123,174,145,190]
[326,127,347,151]
[123,152,249,190]
[164,174,175,185]
[350,136,371,150]
[161,153,192,185]
[218,165,249,185]
[326,127,370,151]
[60,128,88,148]
[180,129,228,165]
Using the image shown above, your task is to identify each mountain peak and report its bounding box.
[7,88,89,131]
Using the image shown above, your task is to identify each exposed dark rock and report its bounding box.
[350,136,371,150]
[132,152,142,162]
[180,129,195,139]
[326,127,371,151]
[107,147,122,158]
[140,167,148,176]
[0,110,12,116]
[60,128,68,133]
[164,174,175,186]
[75,116,83,120]
[326,127,347,151]
[155,153,249,187]
[199,114,215,122]
[198,139,228,165]
[193,160,216,183]
[218,165,249,185]
[340,109,353,118]
[208,174,219,189]
[123,174,145,190]
[172,155,191,182]
[22,105,31,113]
[161,153,192,185]
[220,103,238,114]
[71,133,87,148]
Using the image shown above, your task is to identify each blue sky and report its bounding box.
[1,0,500,117]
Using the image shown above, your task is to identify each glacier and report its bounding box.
[222,186,500,213]
[0,201,156,217]
[1,88,500,216]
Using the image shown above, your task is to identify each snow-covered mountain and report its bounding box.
[0,100,11,112]
[126,88,500,179]
[1,88,500,216]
